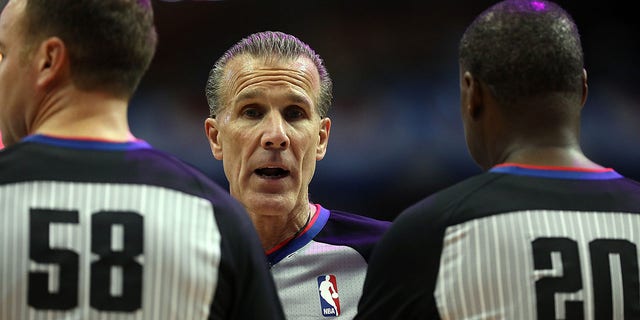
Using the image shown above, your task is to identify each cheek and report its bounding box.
[463,120,476,148]
[221,131,255,170]
[293,130,319,156]
[221,127,249,151]
[464,125,485,166]
[299,134,320,174]
[221,141,242,165]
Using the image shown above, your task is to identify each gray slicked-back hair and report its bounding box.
[205,31,332,118]
[459,0,584,107]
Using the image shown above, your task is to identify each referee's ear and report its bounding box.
[462,71,484,121]
[205,118,224,160]
[35,36,69,91]
[316,117,331,161]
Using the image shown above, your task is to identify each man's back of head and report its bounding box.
[22,0,157,98]
[459,0,584,109]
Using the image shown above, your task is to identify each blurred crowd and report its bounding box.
[109,0,640,220]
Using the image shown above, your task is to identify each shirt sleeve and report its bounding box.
[355,202,444,320]
[209,198,286,320]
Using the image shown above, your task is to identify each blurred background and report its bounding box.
[131,0,640,222]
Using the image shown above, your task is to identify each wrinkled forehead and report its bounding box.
[221,54,322,103]
[226,53,320,76]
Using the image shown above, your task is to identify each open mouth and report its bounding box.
[254,167,290,179]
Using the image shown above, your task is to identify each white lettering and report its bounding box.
[323,308,336,315]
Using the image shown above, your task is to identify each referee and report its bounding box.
[0,0,284,319]
[356,0,640,319]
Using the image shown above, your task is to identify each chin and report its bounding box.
[245,193,296,216]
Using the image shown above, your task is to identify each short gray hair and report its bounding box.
[205,31,332,118]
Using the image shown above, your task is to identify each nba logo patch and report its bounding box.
[317,274,341,317]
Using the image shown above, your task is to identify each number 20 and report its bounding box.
[28,208,143,312]
[532,237,640,319]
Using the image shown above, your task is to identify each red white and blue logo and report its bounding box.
[317,274,341,317]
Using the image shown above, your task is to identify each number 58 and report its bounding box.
[29,209,143,312]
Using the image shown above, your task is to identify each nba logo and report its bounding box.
[317,274,341,317]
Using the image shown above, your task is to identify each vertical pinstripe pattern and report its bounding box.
[434,210,640,320]
[576,210,591,319]
[0,181,222,320]
[271,241,369,319]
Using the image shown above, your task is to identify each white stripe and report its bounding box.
[492,217,504,313]
[457,224,469,318]
[576,212,592,320]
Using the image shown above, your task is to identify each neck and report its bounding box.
[251,202,316,252]
[498,145,602,169]
[29,87,133,141]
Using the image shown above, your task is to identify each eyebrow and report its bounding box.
[234,90,264,103]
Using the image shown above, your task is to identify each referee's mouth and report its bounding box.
[254,167,290,179]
